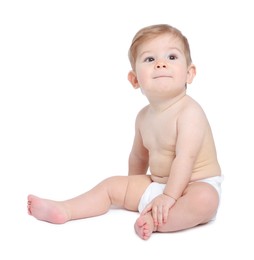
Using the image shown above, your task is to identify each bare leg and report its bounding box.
[157,182,219,232]
[27,175,152,224]
[28,176,128,224]
[134,182,219,240]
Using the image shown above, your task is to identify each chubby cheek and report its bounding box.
[176,68,189,84]
[135,67,149,87]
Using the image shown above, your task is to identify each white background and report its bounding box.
[1,0,253,259]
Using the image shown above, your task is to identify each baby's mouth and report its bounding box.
[153,75,171,79]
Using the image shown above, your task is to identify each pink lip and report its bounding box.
[153,75,171,79]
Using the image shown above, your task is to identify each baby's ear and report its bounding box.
[128,70,139,89]
[186,64,196,84]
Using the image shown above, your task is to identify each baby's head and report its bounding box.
[128,24,192,71]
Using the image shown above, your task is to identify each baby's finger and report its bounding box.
[163,207,169,223]
[156,205,163,226]
[152,205,158,225]
[141,203,152,215]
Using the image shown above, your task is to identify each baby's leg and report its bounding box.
[156,182,219,233]
[28,175,151,224]
[28,176,129,223]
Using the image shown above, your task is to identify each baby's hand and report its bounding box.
[141,194,176,226]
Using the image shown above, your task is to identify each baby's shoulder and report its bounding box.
[137,105,149,118]
[179,96,207,120]
[181,95,205,112]
[134,105,149,127]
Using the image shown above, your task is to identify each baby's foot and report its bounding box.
[134,213,156,240]
[27,195,70,224]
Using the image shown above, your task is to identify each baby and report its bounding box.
[28,24,222,240]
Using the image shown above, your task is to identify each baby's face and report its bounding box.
[133,33,191,98]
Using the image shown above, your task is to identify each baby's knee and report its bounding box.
[102,176,129,207]
[195,184,219,221]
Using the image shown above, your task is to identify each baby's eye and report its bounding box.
[168,55,177,60]
[144,57,155,62]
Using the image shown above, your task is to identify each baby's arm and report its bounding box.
[128,111,149,175]
[164,105,207,199]
[143,104,208,225]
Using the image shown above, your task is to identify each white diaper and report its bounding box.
[138,175,224,220]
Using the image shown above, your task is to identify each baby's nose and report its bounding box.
[155,61,167,69]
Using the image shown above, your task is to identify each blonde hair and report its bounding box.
[128,24,192,70]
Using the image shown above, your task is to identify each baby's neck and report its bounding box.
[147,91,186,113]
